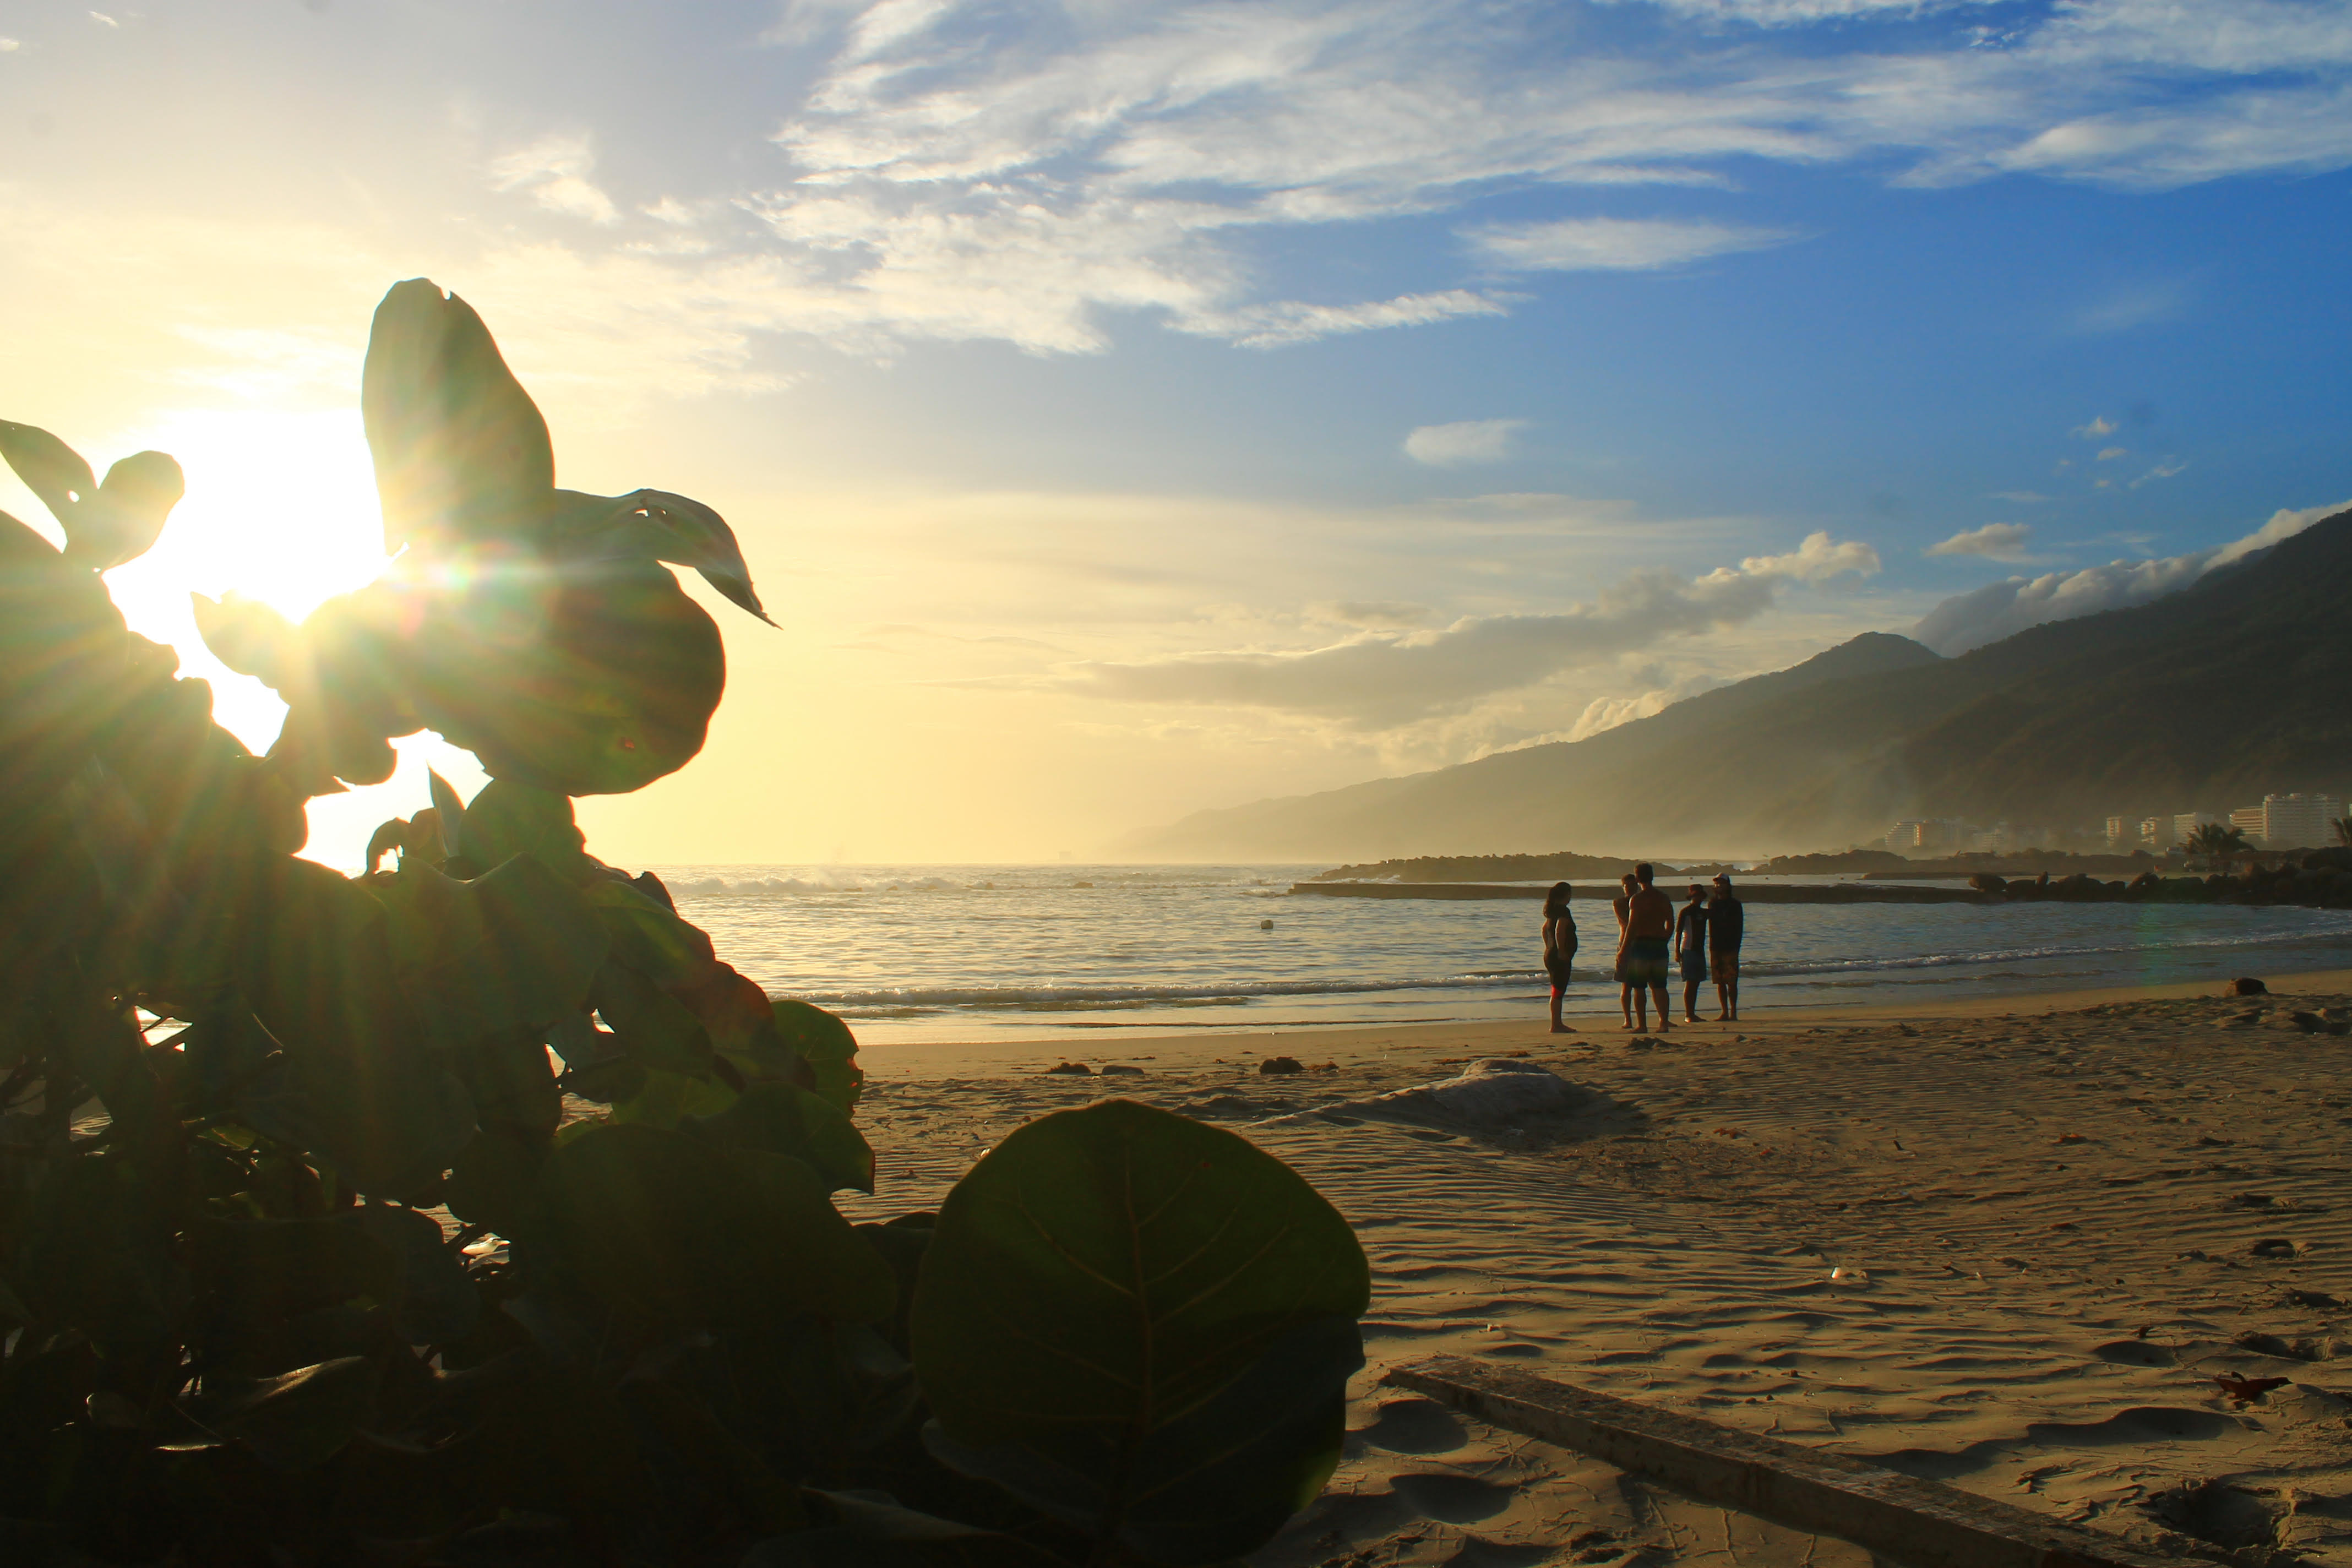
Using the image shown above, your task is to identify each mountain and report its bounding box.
[1129,509,2352,861]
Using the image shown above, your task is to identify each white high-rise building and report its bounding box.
[2257,793,2346,850]
[2175,812,2219,843]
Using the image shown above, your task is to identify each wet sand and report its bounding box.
[843,970,2352,1565]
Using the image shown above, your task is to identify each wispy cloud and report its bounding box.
[1467,216,1793,272]
[1403,418,1529,466]
[1051,531,1878,726]
[2072,415,2117,438]
[1928,521,2031,561]
[2130,456,2188,488]
[2097,445,2127,460]
[490,132,620,225]
[1992,491,2049,503]
[1913,499,2349,654]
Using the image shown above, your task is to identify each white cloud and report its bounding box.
[1467,216,1792,271]
[1404,418,1529,466]
[1567,669,1729,741]
[490,132,621,225]
[1313,600,1429,628]
[88,11,118,28]
[2130,456,2188,488]
[1927,521,2030,560]
[1740,530,1881,580]
[0,37,20,52]
[2073,415,2116,438]
[2097,445,2127,460]
[1912,499,2351,654]
[1052,531,1877,725]
[1631,0,1996,21]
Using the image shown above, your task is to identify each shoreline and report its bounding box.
[854,964,2352,1075]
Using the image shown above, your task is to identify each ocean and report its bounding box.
[649,864,2352,1044]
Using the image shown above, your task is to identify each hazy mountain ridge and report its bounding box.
[1129,510,2352,861]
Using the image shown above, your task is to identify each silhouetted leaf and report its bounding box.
[912,1099,1368,1566]
[774,999,863,1113]
[410,560,725,796]
[383,854,608,1049]
[75,450,183,569]
[592,960,714,1076]
[556,486,774,624]
[192,592,300,688]
[585,876,716,987]
[460,778,592,882]
[345,1205,479,1345]
[742,1490,1063,1567]
[538,1126,892,1327]
[689,1081,874,1194]
[178,1355,380,1471]
[445,1129,546,1240]
[426,769,469,859]
[362,279,554,556]
[0,420,95,525]
[364,816,407,874]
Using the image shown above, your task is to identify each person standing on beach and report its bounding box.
[1619,864,1675,1032]
[1709,873,1745,1021]
[1674,883,1710,1024]
[1611,872,1638,1028]
[1541,881,1577,1033]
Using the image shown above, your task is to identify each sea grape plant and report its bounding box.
[0,281,1369,1566]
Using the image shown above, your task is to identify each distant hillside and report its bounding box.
[1129,510,2352,861]
[1308,852,1744,882]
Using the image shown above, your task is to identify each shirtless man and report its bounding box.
[1610,872,1638,1029]
[1618,863,1675,1032]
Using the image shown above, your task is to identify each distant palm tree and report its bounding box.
[2186,821,2252,870]
[2334,815,2352,849]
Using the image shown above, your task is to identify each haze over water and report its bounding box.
[660,865,2352,1044]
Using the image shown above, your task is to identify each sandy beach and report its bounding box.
[839,970,2352,1566]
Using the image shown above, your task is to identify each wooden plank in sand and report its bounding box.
[1385,1355,2186,1568]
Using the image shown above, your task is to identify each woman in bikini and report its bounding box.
[1541,881,1577,1033]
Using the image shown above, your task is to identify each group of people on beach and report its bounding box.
[1540,865,1743,1032]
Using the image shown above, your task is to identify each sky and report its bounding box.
[3,0,2350,865]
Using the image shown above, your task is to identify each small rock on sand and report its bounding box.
[1260,1056,1305,1075]
[1045,1061,1092,1075]
[2233,976,2271,995]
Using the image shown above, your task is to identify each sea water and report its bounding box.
[649,864,2352,1043]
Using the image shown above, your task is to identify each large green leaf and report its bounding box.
[689,1081,874,1194]
[592,960,715,1076]
[344,1204,480,1345]
[585,877,716,987]
[773,999,863,1113]
[362,279,555,556]
[911,1099,1368,1567]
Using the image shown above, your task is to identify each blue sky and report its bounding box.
[3,0,2350,860]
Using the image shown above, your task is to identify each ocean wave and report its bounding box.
[788,973,1543,1014]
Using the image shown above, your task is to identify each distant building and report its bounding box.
[2251,792,2345,849]
[2140,815,2173,851]
[2105,815,2129,851]
[2228,807,2266,843]
[2175,812,2219,844]
[1883,819,1966,856]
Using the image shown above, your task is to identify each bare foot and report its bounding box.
[1550,1023,1576,1033]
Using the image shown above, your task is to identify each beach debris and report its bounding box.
[2249,1237,2299,1257]
[2055,1133,2087,1144]
[1259,1056,1305,1075]
[1259,917,1274,929]
[2212,1373,2292,1404]
[2285,1288,2342,1309]
[1827,1266,1869,1284]
[2230,1192,2276,1207]
[1099,1064,1145,1076]
[1044,1061,1092,1075]
[2231,976,2271,995]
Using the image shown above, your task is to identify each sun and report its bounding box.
[2,404,489,870]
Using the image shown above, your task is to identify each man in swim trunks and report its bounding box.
[1610,872,1638,1029]
[1674,883,1709,1024]
[1709,873,1744,1021]
[1618,863,1675,1032]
